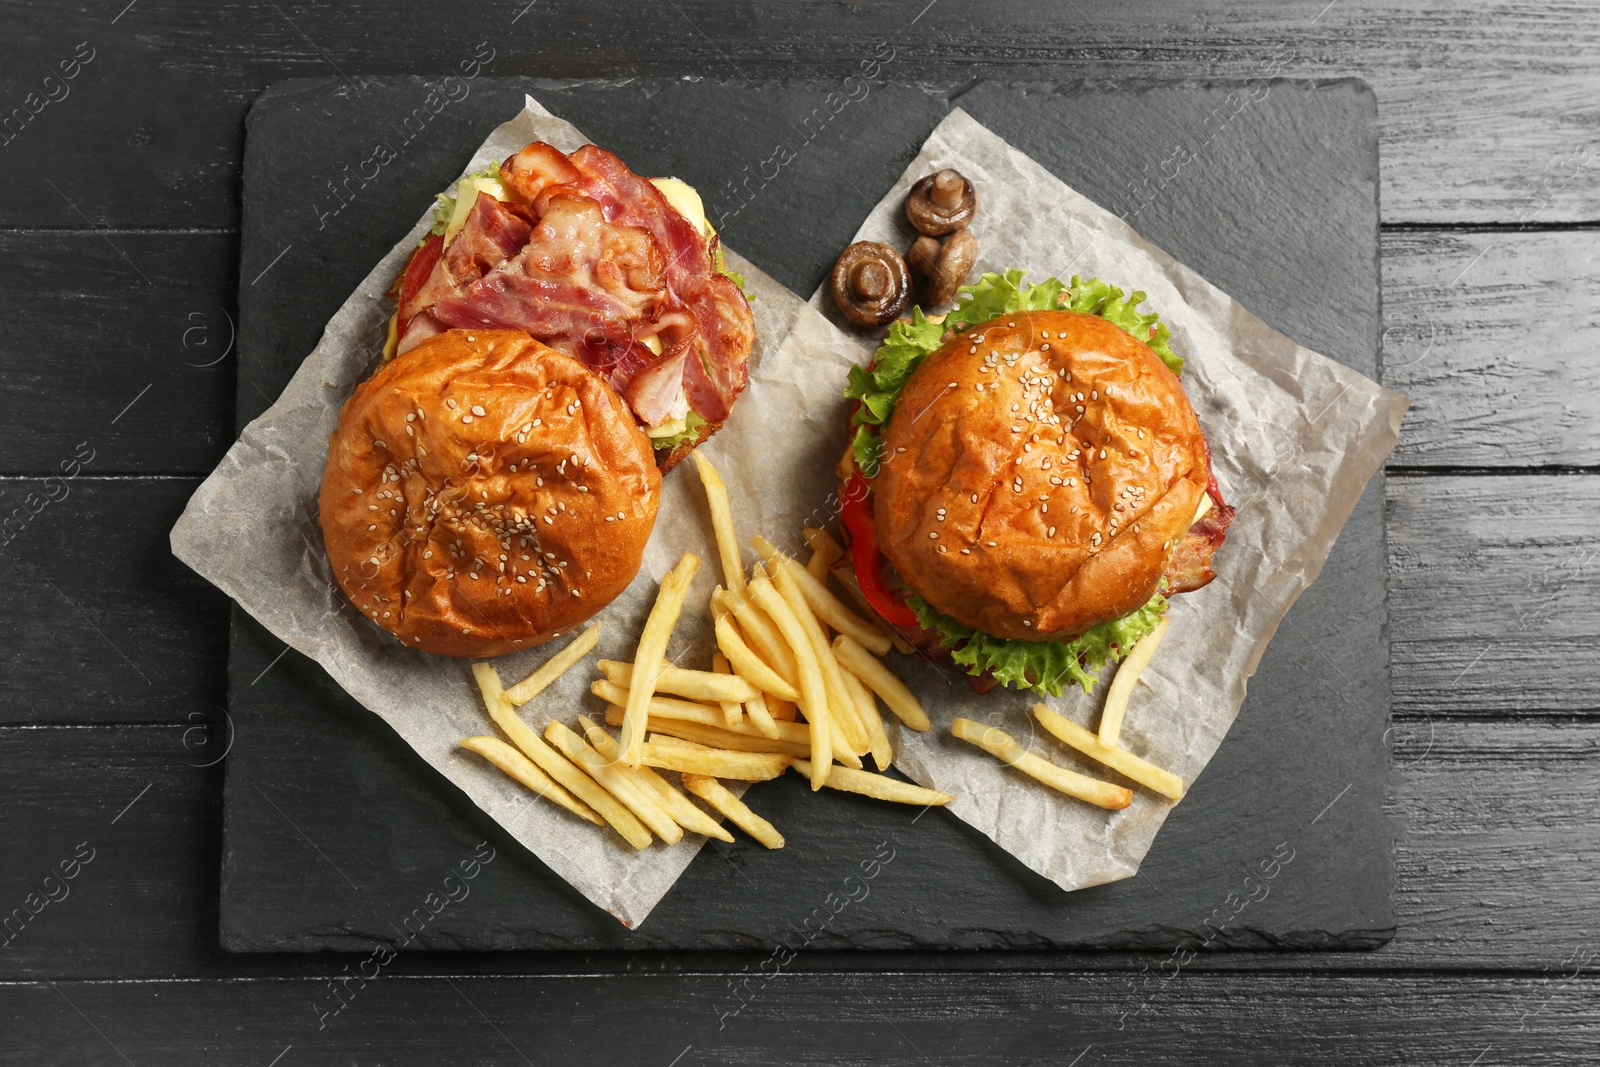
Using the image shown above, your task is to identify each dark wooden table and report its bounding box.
[2,2,1596,1063]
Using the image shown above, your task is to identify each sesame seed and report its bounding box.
[928,531,938,539]
[462,415,473,424]
[1099,449,1108,460]
[571,589,581,598]
[471,405,487,417]
[1048,526,1057,536]
[445,399,457,409]
[987,540,998,547]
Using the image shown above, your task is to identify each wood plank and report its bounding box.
[0,231,237,475]
[0,477,229,724]
[1,970,1596,1064]
[2,718,1594,977]
[0,2,1596,227]
[1387,473,1599,714]
[1383,229,1600,467]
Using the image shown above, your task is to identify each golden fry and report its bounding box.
[619,553,700,767]
[1033,704,1185,800]
[681,774,785,849]
[841,666,892,771]
[714,585,800,685]
[642,742,790,781]
[601,701,814,748]
[802,526,843,582]
[742,687,781,740]
[458,736,600,825]
[470,663,652,849]
[545,720,684,843]
[591,678,723,722]
[831,634,931,731]
[1096,617,1172,748]
[710,651,744,729]
[504,623,600,705]
[762,553,872,758]
[748,573,833,787]
[789,760,953,806]
[578,717,733,841]
[693,452,745,594]
[713,611,802,701]
[950,717,1132,810]
[598,659,758,705]
[753,538,891,656]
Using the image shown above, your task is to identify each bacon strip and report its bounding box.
[1163,481,1236,594]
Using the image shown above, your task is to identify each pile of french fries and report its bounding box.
[457,453,951,851]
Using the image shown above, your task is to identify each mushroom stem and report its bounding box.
[930,170,964,210]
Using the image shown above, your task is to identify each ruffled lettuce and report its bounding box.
[843,270,1180,475]
[650,411,708,452]
[909,589,1169,696]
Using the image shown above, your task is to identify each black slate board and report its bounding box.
[221,77,1393,952]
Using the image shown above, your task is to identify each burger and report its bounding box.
[838,270,1234,696]
[384,140,754,471]
[319,329,661,658]
[321,141,752,657]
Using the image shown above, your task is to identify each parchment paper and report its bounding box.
[172,97,1407,927]
[809,108,1410,890]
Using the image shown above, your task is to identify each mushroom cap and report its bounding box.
[906,170,977,236]
[831,241,912,327]
[924,228,978,307]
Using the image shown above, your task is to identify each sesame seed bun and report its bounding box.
[318,329,661,657]
[873,309,1209,641]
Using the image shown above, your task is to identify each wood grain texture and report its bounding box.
[0,232,238,475]
[1388,473,1599,714]
[0,1,1597,227]
[0,477,229,724]
[1383,229,1600,467]
[1,970,1596,1065]
[0,718,1592,978]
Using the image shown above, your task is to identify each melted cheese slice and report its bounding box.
[649,177,712,237]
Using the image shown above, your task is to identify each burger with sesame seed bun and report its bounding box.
[838,270,1234,696]
[319,329,661,658]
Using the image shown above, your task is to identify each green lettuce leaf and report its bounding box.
[430,161,505,237]
[908,589,1169,696]
[842,271,1181,479]
[714,245,750,300]
[651,411,708,452]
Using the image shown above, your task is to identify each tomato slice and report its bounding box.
[396,232,445,328]
[840,470,920,629]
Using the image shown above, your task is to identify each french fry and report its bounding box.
[710,651,744,729]
[1096,617,1172,748]
[748,572,833,788]
[470,663,653,849]
[620,553,700,767]
[598,659,758,705]
[642,742,790,781]
[1033,704,1185,800]
[767,697,797,721]
[831,634,931,731]
[951,717,1132,810]
[600,701,815,749]
[758,550,873,759]
[834,565,915,655]
[714,585,800,685]
[578,716,734,841]
[544,720,684,843]
[693,452,745,593]
[753,537,892,656]
[802,525,842,581]
[504,622,600,705]
[789,760,954,807]
[613,708,836,763]
[458,736,601,826]
[742,686,781,739]
[841,667,893,771]
[681,774,785,849]
[591,678,724,722]
[713,611,801,702]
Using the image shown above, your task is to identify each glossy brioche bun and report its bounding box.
[874,309,1208,641]
[319,329,661,657]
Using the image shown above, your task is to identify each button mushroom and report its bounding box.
[907,235,941,278]
[831,241,911,327]
[906,169,976,236]
[922,228,978,307]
